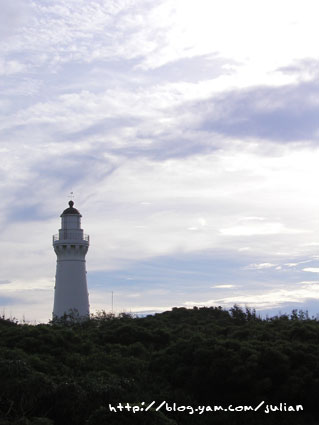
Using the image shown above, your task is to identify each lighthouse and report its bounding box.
[52,201,90,319]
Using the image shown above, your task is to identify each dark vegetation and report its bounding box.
[1,306,319,425]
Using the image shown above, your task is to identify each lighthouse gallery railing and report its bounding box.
[53,233,89,243]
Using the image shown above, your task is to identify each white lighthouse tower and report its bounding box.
[52,201,90,319]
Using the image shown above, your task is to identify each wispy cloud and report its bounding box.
[303,268,319,273]
[212,284,235,289]
[184,284,319,311]
[244,263,277,270]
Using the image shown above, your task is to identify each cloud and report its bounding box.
[299,281,319,285]
[244,263,276,270]
[0,0,32,39]
[0,295,24,308]
[0,288,53,322]
[303,268,319,273]
[278,58,319,81]
[220,222,286,236]
[184,284,319,311]
[212,284,235,289]
[198,80,319,142]
[140,54,236,84]
[0,60,26,76]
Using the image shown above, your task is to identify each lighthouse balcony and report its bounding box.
[53,233,89,244]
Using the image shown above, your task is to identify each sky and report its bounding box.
[1,0,319,322]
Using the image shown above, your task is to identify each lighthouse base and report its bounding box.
[53,259,89,319]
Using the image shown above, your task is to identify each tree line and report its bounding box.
[0,305,318,425]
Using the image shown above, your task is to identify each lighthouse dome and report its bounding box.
[62,201,80,215]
